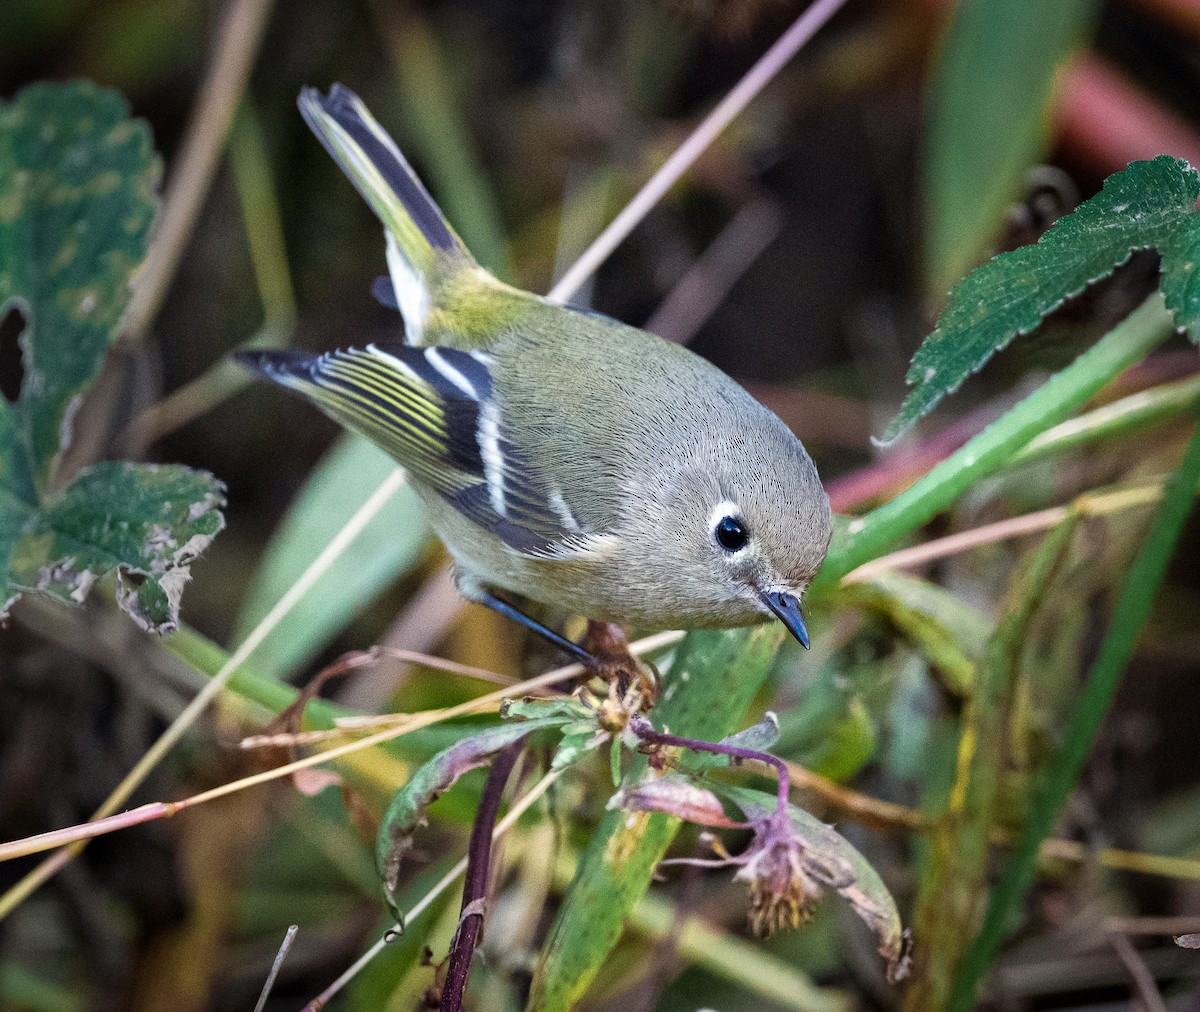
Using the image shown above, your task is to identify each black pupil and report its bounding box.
[715,515,748,551]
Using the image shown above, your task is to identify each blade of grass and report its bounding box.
[904,514,1079,1010]
[948,416,1200,1009]
[372,4,512,280]
[1008,372,1200,467]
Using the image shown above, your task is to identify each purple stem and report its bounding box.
[440,740,525,1012]
[628,716,790,814]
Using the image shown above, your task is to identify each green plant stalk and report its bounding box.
[948,415,1200,1009]
[815,294,1175,592]
[230,99,296,326]
[1007,372,1200,468]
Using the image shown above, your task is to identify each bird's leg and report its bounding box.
[582,621,659,709]
[474,589,598,667]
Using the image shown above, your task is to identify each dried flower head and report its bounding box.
[735,809,854,936]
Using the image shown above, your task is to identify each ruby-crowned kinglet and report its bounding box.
[238,85,832,662]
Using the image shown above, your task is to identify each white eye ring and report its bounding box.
[708,501,749,554]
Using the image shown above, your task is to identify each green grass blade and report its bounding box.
[376,7,513,281]
[234,434,429,679]
[948,416,1200,1008]
[904,513,1079,1009]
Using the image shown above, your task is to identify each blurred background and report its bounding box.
[3,0,1200,1009]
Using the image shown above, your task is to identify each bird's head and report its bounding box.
[628,413,833,647]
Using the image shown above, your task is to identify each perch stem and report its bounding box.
[440,741,525,1012]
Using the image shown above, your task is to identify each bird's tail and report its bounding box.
[298,84,480,343]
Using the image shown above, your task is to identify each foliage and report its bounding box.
[5,4,1200,1011]
[886,156,1200,444]
[0,81,223,632]
[923,0,1097,293]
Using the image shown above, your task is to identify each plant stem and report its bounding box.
[948,416,1200,1009]
[1007,371,1200,467]
[441,741,525,1012]
[815,294,1176,591]
[629,716,789,813]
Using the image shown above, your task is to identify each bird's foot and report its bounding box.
[582,621,658,712]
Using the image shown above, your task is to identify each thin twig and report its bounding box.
[253,924,298,1012]
[120,0,276,342]
[546,0,851,304]
[1110,932,1169,1012]
[302,768,562,1011]
[630,715,790,813]
[441,741,525,1012]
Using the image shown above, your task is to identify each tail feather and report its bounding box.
[298,84,476,343]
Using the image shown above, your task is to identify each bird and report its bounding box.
[237,84,832,668]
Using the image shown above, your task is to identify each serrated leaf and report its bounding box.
[2,462,225,632]
[0,79,159,494]
[0,81,223,631]
[235,433,430,679]
[885,157,1200,444]
[923,0,1098,293]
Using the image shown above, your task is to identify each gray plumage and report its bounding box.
[239,84,832,646]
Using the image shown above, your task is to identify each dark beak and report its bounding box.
[759,590,810,649]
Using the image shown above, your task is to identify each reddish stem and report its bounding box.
[628,716,790,815]
[440,741,524,1012]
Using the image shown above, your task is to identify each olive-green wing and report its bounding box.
[238,344,605,557]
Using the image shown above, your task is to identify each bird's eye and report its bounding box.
[714,515,749,552]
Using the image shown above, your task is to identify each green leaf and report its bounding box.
[375,716,567,920]
[842,571,990,697]
[884,158,1200,445]
[950,421,1200,1008]
[235,433,430,678]
[923,0,1098,293]
[0,80,159,495]
[0,81,224,631]
[4,462,223,632]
